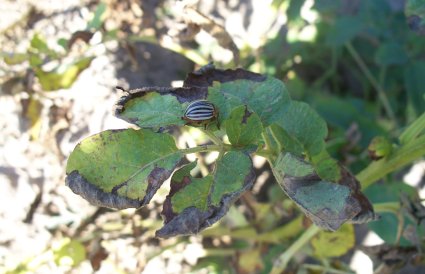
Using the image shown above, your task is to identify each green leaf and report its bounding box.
[53,238,86,267]
[212,151,253,205]
[208,77,290,127]
[157,151,255,238]
[311,95,385,147]
[311,224,355,258]
[115,66,289,131]
[30,33,58,59]
[29,54,43,67]
[66,128,184,209]
[364,181,423,245]
[117,92,185,128]
[30,33,50,53]
[375,42,408,66]
[34,57,93,91]
[311,149,341,181]
[326,16,364,46]
[171,162,212,213]
[225,105,263,146]
[57,38,68,50]
[404,61,425,117]
[274,152,315,177]
[272,153,376,231]
[2,53,28,65]
[273,100,328,156]
[268,124,304,156]
[87,2,107,30]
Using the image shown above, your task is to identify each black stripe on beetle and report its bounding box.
[182,100,219,128]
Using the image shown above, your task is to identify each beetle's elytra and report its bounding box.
[181,100,219,128]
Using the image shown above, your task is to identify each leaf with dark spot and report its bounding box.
[225,105,263,146]
[272,152,378,231]
[156,151,255,238]
[66,129,184,209]
[115,64,289,130]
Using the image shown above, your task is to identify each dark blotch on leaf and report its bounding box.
[241,105,252,124]
[161,175,192,223]
[280,167,377,231]
[65,170,142,209]
[108,166,173,205]
[144,166,176,205]
[157,160,256,238]
[183,64,266,88]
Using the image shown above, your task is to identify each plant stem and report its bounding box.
[302,264,355,274]
[179,144,222,155]
[345,42,397,124]
[270,225,321,274]
[357,134,425,189]
[373,202,400,214]
[199,128,223,146]
[255,149,274,159]
[399,112,425,145]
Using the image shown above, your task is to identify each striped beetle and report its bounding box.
[181,100,219,129]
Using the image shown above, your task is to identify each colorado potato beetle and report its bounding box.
[181,100,219,129]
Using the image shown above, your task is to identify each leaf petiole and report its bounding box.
[271,225,321,274]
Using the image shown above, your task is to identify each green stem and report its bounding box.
[345,42,396,124]
[399,112,425,145]
[357,134,425,189]
[179,144,223,155]
[373,202,400,214]
[256,149,275,159]
[302,264,355,274]
[270,225,321,274]
[200,128,223,146]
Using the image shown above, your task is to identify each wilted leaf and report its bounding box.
[35,57,93,91]
[311,223,355,258]
[157,151,255,238]
[272,153,377,231]
[66,129,184,209]
[225,105,263,146]
[53,238,86,267]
